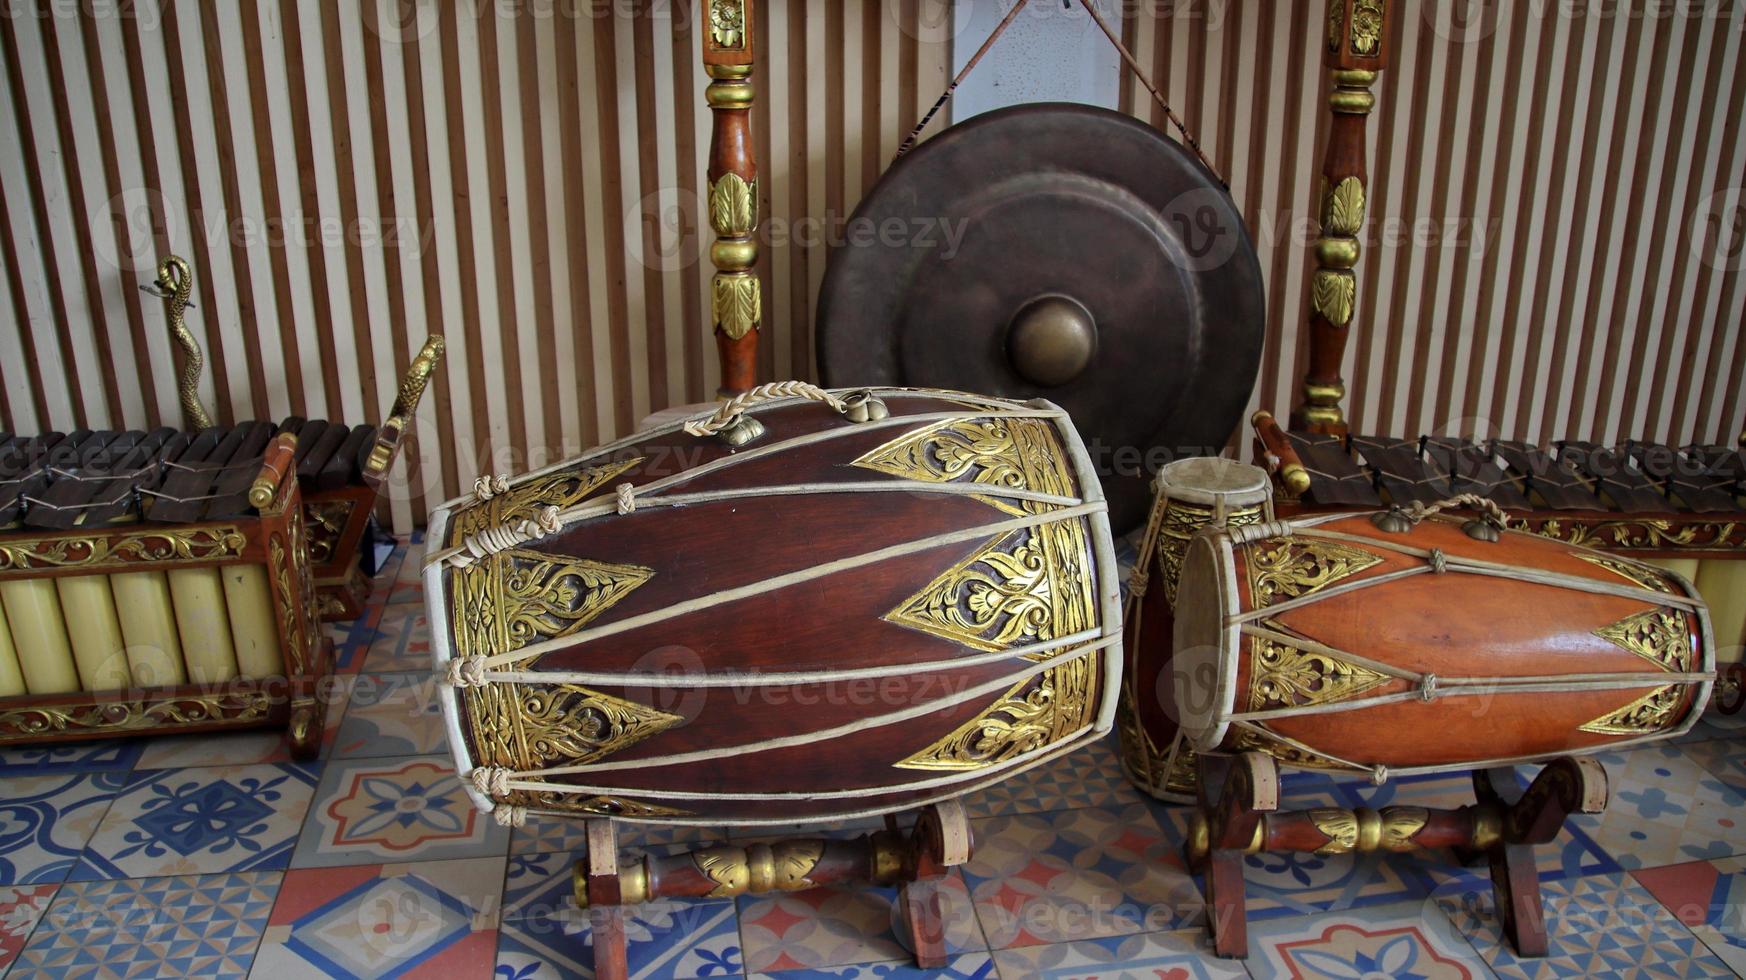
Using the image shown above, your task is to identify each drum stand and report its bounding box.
[572,800,973,980]
[1185,752,1608,959]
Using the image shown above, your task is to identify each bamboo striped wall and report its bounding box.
[1,1,1742,533]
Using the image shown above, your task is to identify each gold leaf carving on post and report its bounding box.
[1327,0,1345,52]
[1351,0,1384,56]
[1246,539,1381,608]
[1323,177,1367,236]
[1579,685,1684,735]
[709,173,757,237]
[712,273,761,340]
[1311,270,1356,326]
[1248,623,1390,711]
[708,0,746,49]
[895,654,1098,771]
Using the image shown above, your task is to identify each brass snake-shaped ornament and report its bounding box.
[144,255,213,430]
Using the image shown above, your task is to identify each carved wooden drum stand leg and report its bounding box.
[1184,752,1608,960]
[573,800,973,980]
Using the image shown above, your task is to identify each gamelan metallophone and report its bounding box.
[1254,418,1746,673]
[145,256,445,619]
[0,425,331,757]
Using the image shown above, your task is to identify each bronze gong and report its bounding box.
[816,104,1265,531]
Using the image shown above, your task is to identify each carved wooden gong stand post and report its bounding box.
[574,800,973,980]
[1185,752,1608,959]
[1294,0,1389,435]
[702,0,760,397]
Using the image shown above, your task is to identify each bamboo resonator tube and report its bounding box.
[0,434,299,696]
[701,0,760,397]
[1294,0,1390,435]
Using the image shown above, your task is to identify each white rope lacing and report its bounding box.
[615,482,635,514]
[450,504,563,569]
[473,474,510,501]
[682,381,847,437]
[471,765,513,797]
[444,656,489,688]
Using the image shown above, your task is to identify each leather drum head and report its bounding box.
[816,103,1265,531]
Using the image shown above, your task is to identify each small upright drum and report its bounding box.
[1171,504,1716,778]
[1119,457,1272,802]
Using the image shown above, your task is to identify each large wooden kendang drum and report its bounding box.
[426,385,1120,825]
[1172,502,1715,778]
[1119,456,1272,802]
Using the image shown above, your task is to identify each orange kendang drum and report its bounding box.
[424,385,1121,826]
[1172,501,1716,779]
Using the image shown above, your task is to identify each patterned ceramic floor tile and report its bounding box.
[1244,898,1492,979]
[748,952,995,979]
[990,927,1245,979]
[291,754,508,868]
[7,872,279,979]
[0,884,56,972]
[1554,744,1746,869]
[386,537,425,605]
[365,607,433,673]
[961,803,1201,949]
[0,739,142,776]
[497,848,743,979]
[1435,868,1730,978]
[738,871,984,973]
[513,812,729,857]
[69,763,319,880]
[332,672,448,758]
[249,855,502,978]
[0,773,127,884]
[1633,856,1746,975]
[330,602,389,675]
[1681,735,1746,797]
[961,736,1144,819]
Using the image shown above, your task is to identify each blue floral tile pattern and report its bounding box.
[292,754,508,867]
[0,772,126,884]
[332,671,449,758]
[1245,898,1491,979]
[1555,745,1746,869]
[748,952,995,979]
[0,740,142,776]
[250,856,502,978]
[497,849,742,979]
[960,804,1201,948]
[1435,869,1731,978]
[991,928,1246,979]
[7,872,278,979]
[69,764,319,880]
[960,735,1143,819]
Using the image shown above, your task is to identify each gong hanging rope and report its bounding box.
[894,0,1224,185]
